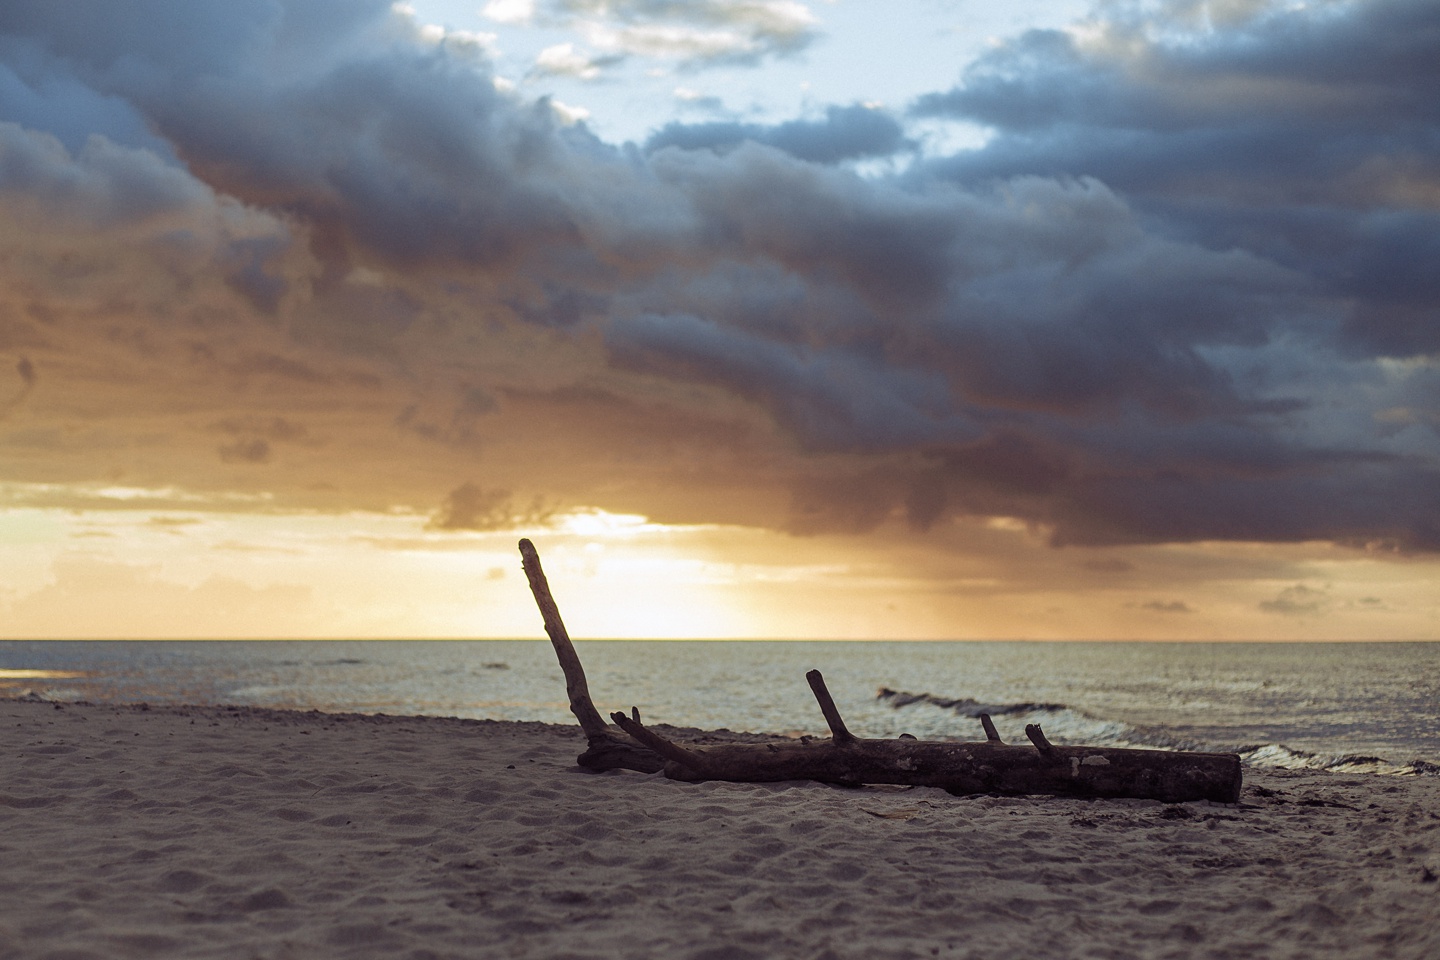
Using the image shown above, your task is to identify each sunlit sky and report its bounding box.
[2,1,1438,640]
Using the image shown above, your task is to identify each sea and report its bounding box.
[3,640,1437,777]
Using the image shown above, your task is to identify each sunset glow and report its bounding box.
[5,497,1438,640]
[2,1,1438,641]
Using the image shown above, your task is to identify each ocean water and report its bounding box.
[2,639,1437,776]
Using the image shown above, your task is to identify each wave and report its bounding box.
[876,689,1067,717]
[1232,743,1440,777]
[876,687,1439,778]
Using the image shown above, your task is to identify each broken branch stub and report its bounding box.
[806,670,859,745]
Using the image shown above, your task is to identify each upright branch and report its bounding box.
[806,670,858,746]
[519,538,608,738]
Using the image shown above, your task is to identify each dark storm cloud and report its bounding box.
[646,104,909,164]
[0,53,170,157]
[152,62,594,274]
[649,143,961,310]
[914,0,1440,357]
[607,311,972,451]
[1,0,1437,551]
[1,0,605,283]
[0,120,211,226]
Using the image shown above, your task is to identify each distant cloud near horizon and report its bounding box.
[0,0,1437,561]
[1260,584,1330,617]
[1139,600,1193,615]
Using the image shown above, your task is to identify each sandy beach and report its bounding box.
[2,699,1437,960]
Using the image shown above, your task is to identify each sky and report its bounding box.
[1,0,1437,640]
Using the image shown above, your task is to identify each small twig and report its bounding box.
[979,714,1002,743]
[610,710,709,770]
[805,670,859,746]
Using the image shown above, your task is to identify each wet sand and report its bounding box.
[3,699,1438,959]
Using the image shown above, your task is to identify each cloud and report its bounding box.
[1259,583,1329,617]
[490,1,821,77]
[1,355,36,420]
[563,0,819,67]
[218,438,272,464]
[608,311,972,452]
[212,416,316,465]
[1138,599,1192,614]
[0,0,1436,560]
[483,0,537,26]
[0,122,214,229]
[0,119,296,326]
[672,86,726,114]
[646,104,909,164]
[532,43,612,79]
[913,0,1440,358]
[428,482,553,531]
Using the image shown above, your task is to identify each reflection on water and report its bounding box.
[0,667,87,698]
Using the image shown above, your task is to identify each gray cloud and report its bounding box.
[913,0,1440,358]
[0,121,212,228]
[607,312,972,452]
[1259,583,1330,617]
[646,104,909,164]
[1138,600,1192,614]
[1,355,36,420]
[212,416,316,467]
[218,437,272,464]
[428,482,553,531]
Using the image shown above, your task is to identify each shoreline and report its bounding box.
[4,699,1438,959]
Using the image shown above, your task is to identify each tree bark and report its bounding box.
[611,708,1241,803]
[607,671,1241,803]
[518,539,1243,803]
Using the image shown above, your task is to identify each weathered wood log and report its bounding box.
[608,671,1241,803]
[518,539,1243,803]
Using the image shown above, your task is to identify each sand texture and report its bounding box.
[2,699,1438,960]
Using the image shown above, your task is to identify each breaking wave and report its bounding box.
[876,688,1439,777]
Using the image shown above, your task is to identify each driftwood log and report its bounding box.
[519,538,1242,803]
